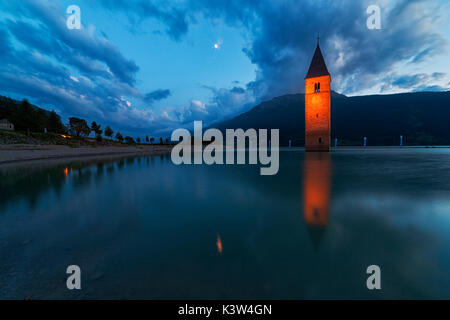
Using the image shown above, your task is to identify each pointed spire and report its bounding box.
[317,32,320,46]
[305,37,330,79]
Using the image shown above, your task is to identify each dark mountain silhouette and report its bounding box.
[214,91,450,146]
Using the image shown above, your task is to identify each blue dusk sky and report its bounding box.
[0,0,449,137]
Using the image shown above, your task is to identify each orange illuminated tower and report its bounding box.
[304,37,331,152]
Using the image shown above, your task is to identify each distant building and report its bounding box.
[0,119,14,131]
[304,37,331,152]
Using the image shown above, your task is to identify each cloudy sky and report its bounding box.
[0,0,449,137]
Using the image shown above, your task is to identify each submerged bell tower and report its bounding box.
[304,36,331,152]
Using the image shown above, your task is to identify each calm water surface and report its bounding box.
[1,148,450,299]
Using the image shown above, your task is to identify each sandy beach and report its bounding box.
[0,144,173,166]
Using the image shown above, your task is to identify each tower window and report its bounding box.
[314,83,321,93]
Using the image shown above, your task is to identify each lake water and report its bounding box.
[1,148,450,299]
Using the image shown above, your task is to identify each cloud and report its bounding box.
[1,0,448,138]
[8,2,139,85]
[0,0,178,136]
[102,0,448,97]
[392,74,430,88]
[173,85,256,126]
[381,72,448,92]
[99,0,190,41]
[413,84,449,92]
[0,29,11,53]
[431,72,446,80]
[238,0,448,96]
[230,87,245,94]
[103,0,450,131]
[144,89,171,104]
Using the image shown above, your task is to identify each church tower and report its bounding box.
[304,38,331,152]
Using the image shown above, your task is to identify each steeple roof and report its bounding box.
[305,44,330,79]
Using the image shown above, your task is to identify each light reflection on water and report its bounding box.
[303,152,331,250]
[0,148,449,299]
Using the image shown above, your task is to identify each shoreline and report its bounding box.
[1,144,449,168]
[0,144,173,167]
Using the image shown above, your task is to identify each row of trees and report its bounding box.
[1,97,171,145]
[0,98,65,133]
[68,118,115,141]
[68,117,170,145]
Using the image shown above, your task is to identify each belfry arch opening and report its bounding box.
[314,83,321,93]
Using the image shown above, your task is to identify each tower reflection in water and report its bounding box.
[303,152,332,250]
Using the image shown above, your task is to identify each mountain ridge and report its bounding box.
[214,90,450,146]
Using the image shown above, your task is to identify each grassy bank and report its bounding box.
[0,129,170,148]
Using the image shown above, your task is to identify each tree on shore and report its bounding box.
[1,98,67,134]
[165,138,169,144]
[0,96,16,122]
[35,108,48,132]
[136,137,141,143]
[125,136,135,144]
[145,136,149,143]
[150,137,155,144]
[104,126,114,140]
[91,121,102,136]
[115,132,124,142]
[47,110,65,133]
[160,137,163,144]
[14,99,36,133]
[69,117,91,137]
